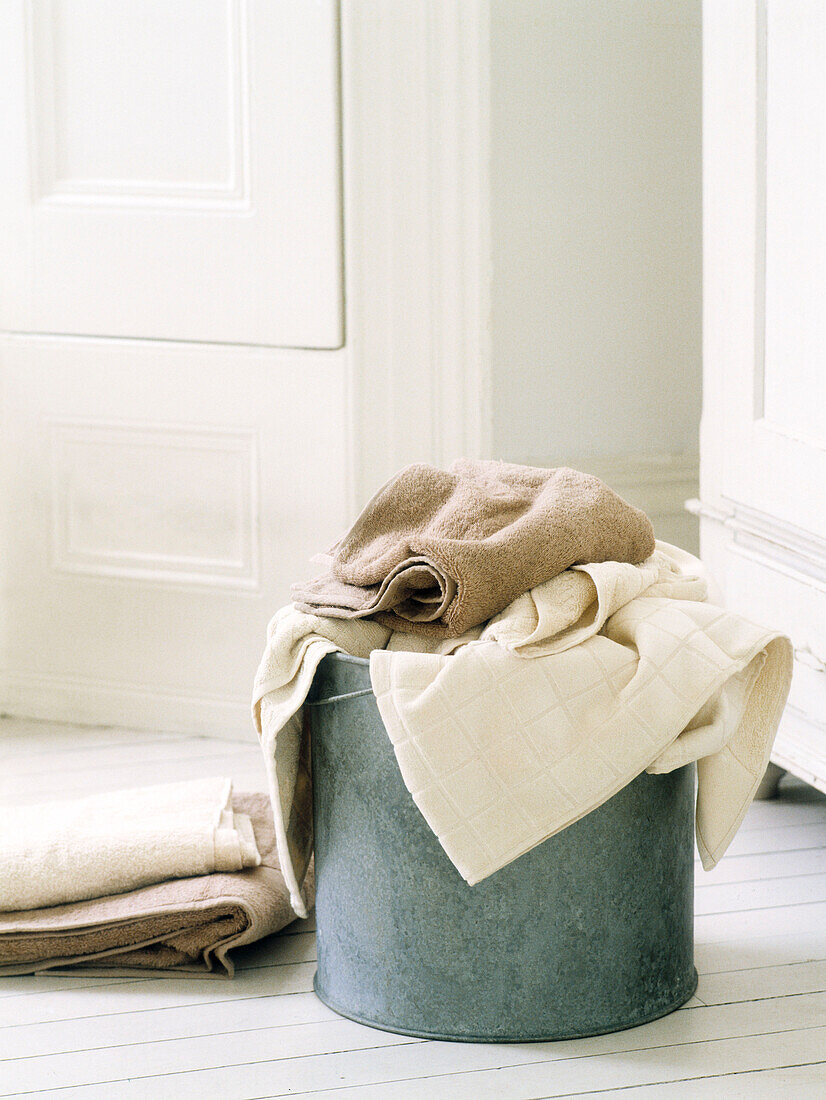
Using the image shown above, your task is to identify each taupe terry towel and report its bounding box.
[0,794,313,978]
[292,460,656,637]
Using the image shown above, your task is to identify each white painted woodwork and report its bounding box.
[0,337,349,736]
[51,420,260,590]
[763,4,826,449]
[0,2,494,735]
[700,0,826,792]
[0,0,343,348]
[339,0,492,506]
[0,719,823,1097]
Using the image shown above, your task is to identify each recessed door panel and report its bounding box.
[0,0,343,348]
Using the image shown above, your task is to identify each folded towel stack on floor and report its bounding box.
[255,460,793,919]
[1,777,261,912]
[0,779,313,977]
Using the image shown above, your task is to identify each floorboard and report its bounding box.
[1,718,824,1097]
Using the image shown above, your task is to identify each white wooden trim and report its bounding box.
[701,2,826,796]
[773,705,826,797]
[340,0,491,516]
[687,497,826,790]
[0,668,254,740]
[46,417,262,592]
[0,4,493,733]
[689,497,826,591]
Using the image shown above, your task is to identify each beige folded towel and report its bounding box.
[0,777,261,912]
[292,460,655,637]
[0,794,310,977]
[371,554,793,882]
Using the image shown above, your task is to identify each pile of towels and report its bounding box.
[254,460,793,918]
[0,778,312,976]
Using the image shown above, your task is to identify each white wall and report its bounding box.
[487,0,702,549]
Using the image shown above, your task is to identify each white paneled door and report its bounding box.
[0,0,343,348]
[701,0,826,790]
[0,1,348,737]
[0,339,350,738]
[712,1,826,543]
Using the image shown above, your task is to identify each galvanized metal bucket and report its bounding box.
[307,651,697,1043]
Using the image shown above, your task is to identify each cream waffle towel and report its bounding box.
[0,777,261,912]
[253,543,792,914]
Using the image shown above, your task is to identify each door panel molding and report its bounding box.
[690,496,826,592]
[27,0,251,210]
[48,418,261,591]
[0,4,494,734]
[1,0,343,347]
[340,0,492,514]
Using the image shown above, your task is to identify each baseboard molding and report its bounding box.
[772,704,826,795]
[0,668,255,741]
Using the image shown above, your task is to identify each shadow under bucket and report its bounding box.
[307,651,697,1043]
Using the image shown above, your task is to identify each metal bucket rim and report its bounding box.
[307,651,372,707]
[306,687,373,707]
[325,651,369,667]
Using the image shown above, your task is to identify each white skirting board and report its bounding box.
[773,705,826,797]
[0,668,254,741]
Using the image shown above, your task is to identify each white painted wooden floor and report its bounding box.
[0,717,824,1099]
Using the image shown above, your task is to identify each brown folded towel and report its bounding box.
[0,794,312,977]
[292,460,655,637]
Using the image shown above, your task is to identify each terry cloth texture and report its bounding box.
[291,460,656,637]
[0,777,261,912]
[0,794,311,977]
[253,543,793,917]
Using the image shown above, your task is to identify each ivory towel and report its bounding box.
[292,460,655,637]
[252,608,471,916]
[254,542,791,913]
[0,777,261,912]
[371,572,792,882]
[0,794,312,977]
